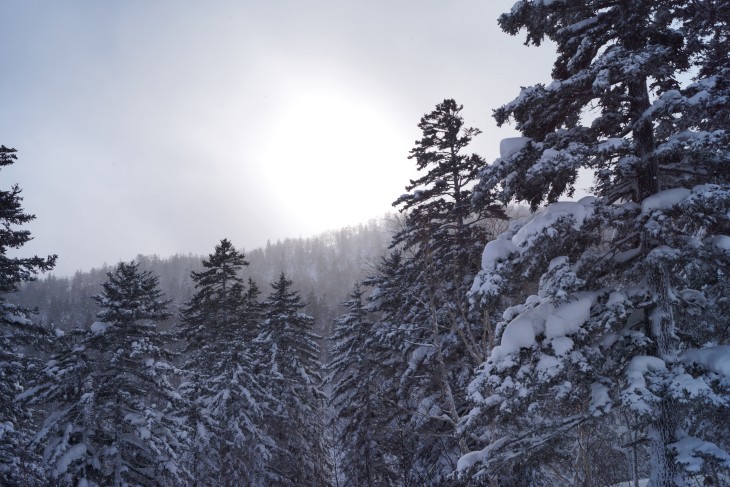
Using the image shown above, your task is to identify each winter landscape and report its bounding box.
[1,0,729,486]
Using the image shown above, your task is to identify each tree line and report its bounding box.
[2,0,729,485]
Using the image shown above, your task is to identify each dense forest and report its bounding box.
[1,1,729,486]
[10,220,391,335]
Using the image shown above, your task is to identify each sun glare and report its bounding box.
[254,85,412,234]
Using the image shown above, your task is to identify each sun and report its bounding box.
[253,83,414,235]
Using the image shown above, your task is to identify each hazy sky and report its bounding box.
[1,0,558,276]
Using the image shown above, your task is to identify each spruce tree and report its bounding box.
[179,239,271,486]
[327,284,399,487]
[24,328,97,486]
[0,145,56,485]
[263,273,328,486]
[461,1,730,485]
[47,261,187,486]
[385,100,504,483]
[360,250,423,486]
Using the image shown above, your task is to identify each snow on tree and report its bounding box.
[327,284,400,486]
[460,1,730,486]
[262,272,329,486]
[23,328,98,486]
[374,99,505,483]
[31,261,189,486]
[0,145,56,486]
[178,239,272,486]
[357,249,439,486]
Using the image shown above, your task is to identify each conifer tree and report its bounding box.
[24,328,96,486]
[32,261,188,486]
[461,1,730,485]
[360,250,424,486]
[327,284,399,487]
[0,145,56,485]
[263,273,328,486]
[179,239,272,486]
[385,100,504,483]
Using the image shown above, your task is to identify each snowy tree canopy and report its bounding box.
[0,146,56,486]
[462,1,730,486]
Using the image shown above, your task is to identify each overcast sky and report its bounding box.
[1,0,558,276]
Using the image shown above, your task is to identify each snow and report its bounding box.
[640,187,690,214]
[558,16,599,34]
[672,435,730,472]
[544,294,594,339]
[512,197,596,248]
[476,203,591,294]
[677,288,706,306]
[550,336,574,356]
[536,354,562,380]
[480,238,519,270]
[589,382,611,415]
[499,137,531,158]
[679,346,730,377]
[457,436,512,473]
[54,443,87,476]
[623,356,666,413]
[711,235,730,250]
[90,321,110,334]
[493,303,547,358]
[491,293,595,361]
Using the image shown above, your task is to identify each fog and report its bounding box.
[0,0,556,276]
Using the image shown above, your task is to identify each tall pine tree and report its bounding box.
[179,239,272,486]
[0,145,56,486]
[263,273,329,486]
[384,100,504,484]
[461,1,730,485]
[327,284,400,487]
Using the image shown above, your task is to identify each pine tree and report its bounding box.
[394,98,502,270]
[327,284,399,487]
[0,145,56,485]
[461,1,730,485]
[24,328,97,486]
[360,250,423,486]
[46,261,188,486]
[263,273,329,486]
[384,100,504,484]
[179,239,271,486]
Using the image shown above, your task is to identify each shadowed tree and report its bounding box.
[0,145,56,486]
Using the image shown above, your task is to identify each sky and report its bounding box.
[1,0,560,277]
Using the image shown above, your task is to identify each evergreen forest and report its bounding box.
[1,1,729,486]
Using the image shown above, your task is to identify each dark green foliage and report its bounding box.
[263,273,329,486]
[327,284,400,486]
[179,239,272,486]
[0,145,56,486]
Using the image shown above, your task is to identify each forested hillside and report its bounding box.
[1,1,728,486]
[11,220,389,334]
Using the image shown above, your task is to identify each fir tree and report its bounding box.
[179,239,271,486]
[263,273,329,486]
[38,261,188,486]
[327,284,399,487]
[385,100,504,484]
[461,1,730,485]
[0,145,56,486]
